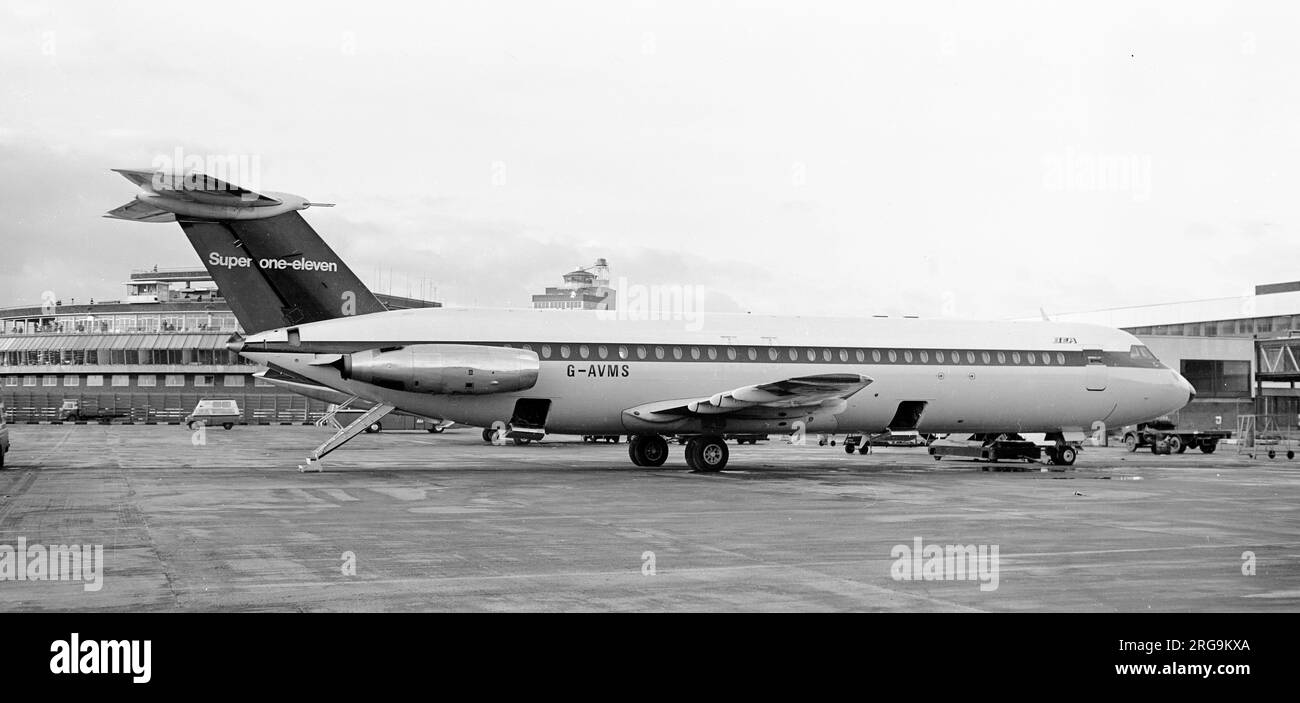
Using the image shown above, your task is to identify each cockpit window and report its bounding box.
[1129,345,1165,368]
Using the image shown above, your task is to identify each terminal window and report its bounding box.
[111,375,130,387]
[223,375,245,387]
[165,375,184,387]
[1180,359,1251,397]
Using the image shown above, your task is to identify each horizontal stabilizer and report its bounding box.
[104,199,177,223]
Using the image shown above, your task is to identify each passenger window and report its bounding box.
[747,347,758,361]
[981,351,990,364]
[636,346,646,360]
[707,347,717,360]
[597,345,609,359]
[616,345,627,359]
[672,347,683,360]
[579,345,590,359]
[1057,352,1066,365]
[654,346,664,359]
[561,345,572,359]
[872,350,882,362]
[726,347,737,361]
[806,348,816,361]
[823,349,832,362]
[789,348,799,361]
[903,350,913,363]
[522,344,533,352]
[1042,353,1051,365]
[691,347,701,360]
[839,349,848,362]
[997,351,1006,364]
[541,344,552,359]
[1027,352,1036,364]
[1012,352,1021,364]
[887,350,897,362]
[920,350,929,363]
[855,349,865,362]
[966,351,976,364]
[769,348,779,361]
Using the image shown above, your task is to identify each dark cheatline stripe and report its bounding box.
[242,340,1166,370]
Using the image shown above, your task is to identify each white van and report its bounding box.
[184,399,242,430]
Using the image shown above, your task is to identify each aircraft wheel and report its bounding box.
[636,435,669,467]
[628,438,646,466]
[482,428,494,443]
[687,436,729,472]
[1056,445,1077,466]
[684,437,703,470]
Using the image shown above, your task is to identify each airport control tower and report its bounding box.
[531,258,617,310]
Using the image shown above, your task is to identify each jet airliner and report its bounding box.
[107,170,1195,471]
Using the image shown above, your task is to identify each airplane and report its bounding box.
[106,169,1196,472]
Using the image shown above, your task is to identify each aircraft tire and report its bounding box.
[688,436,728,472]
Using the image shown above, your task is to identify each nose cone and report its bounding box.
[1172,371,1196,411]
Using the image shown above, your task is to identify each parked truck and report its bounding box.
[1121,419,1231,455]
[57,399,129,424]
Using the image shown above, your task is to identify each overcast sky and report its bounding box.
[2,1,1297,319]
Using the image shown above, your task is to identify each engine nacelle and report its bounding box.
[340,344,539,395]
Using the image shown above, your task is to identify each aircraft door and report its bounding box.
[1083,348,1108,391]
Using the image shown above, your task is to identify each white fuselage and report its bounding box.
[240,307,1195,437]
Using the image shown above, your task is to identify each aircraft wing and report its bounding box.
[624,373,872,423]
[110,168,280,204]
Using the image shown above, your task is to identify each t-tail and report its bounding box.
[105,168,386,333]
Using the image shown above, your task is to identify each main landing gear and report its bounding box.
[628,434,730,471]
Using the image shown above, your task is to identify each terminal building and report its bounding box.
[1045,281,1300,432]
[531,259,616,311]
[0,266,439,426]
